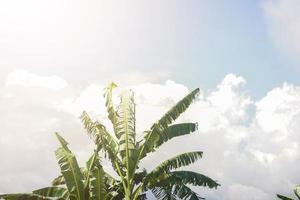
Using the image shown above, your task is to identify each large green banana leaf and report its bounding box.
[277,194,294,200]
[172,184,204,200]
[32,187,68,199]
[80,111,124,177]
[0,193,51,200]
[115,90,137,179]
[153,123,197,149]
[144,151,203,185]
[104,82,118,136]
[151,187,177,200]
[140,88,200,159]
[164,171,219,189]
[295,185,300,200]
[55,133,85,200]
[0,187,68,200]
[116,91,136,156]
[89,162,107,200]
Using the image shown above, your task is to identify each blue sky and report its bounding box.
[167,0,299,98]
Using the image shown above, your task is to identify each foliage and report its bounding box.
[277,185,300,200]
[0,82,220,200]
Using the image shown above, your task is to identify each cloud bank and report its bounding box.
[1,70,300,199]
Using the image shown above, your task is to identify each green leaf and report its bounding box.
[89,161,106,200]
[0,193,52,200]
[32,187,68,199]
[85,152,100,177]
[115,90,137,178]
[277,194,294,200]
[53,168,88,187]
[52,175,65,186]
[104,82,118,136]
[80,111,123,175]
[55,132,69,150]
[172,184,204,200]
[294,185,300,200]
[137,193,147,200]
[145,151,203,185]
[166,171,220,189]
[133,169,147,185]
[55,133,85,200]
[141,88,200,158]
[151,187,177,200]
[154,123,197,149]
[84,151,100,196]
[80,111,106,147]
[80,111,118,156]
[116,91,136,151]
[84,152,118,200]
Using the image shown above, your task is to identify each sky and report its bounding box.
[1,0,300,199]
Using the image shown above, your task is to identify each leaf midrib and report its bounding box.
[66,152,82,200]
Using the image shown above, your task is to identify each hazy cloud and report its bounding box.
[1,71,300,199]
[5,70,69,90]
[0,0,203,85]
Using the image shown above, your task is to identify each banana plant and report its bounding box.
[277,185,300,200]
[0,82,220,200]
[80,83,220,199]
[0,133,117,200]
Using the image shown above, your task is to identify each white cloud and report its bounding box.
[250,149,276,165]
[227,184,272,200]
[255,82,300,139]
[54,84,105,117]
[184,74,252,133]
[5,70,68,90]
[263,0,300,58]
[1,71,300,199]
